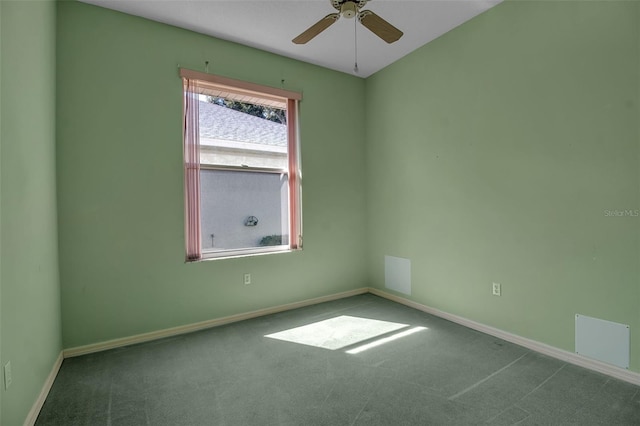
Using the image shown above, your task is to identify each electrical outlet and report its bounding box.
[243,273,251,285]
[492,282,501,296]
[4,361,12,390]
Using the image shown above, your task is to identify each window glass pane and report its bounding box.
[200,169,290,252]
[199,96,287,169]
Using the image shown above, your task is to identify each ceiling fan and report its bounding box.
[293,0,403,45]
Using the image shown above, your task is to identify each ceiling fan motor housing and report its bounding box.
[341,2,358,19]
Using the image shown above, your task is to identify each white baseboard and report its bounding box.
[24,351,63,426]
[369,288,640,386]
[64,287,370,358]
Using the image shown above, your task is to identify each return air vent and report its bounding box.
[575,314,629,369]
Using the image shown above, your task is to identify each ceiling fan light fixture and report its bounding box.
[341,1,358,19]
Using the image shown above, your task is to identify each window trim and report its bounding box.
[180,69,302,106]
[181,69,303,261]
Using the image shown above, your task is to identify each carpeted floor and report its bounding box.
[36,294,640,425]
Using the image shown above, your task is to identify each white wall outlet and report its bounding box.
[492,282,501,296]
[243,273,251,285]
[4,361,12,390]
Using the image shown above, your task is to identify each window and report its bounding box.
[181,69,302,261]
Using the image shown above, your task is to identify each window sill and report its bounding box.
[187,246,302,263]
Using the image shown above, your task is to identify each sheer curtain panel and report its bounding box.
[183,78,202,261]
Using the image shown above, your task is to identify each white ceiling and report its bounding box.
[79,0,502,78]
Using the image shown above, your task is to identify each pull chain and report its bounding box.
[353,16,359,74]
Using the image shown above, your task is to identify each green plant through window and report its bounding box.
[207,96,286,124]
[260,235,282,246]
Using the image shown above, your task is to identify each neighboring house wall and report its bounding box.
[200,170,288,250]
[200,139,286,169]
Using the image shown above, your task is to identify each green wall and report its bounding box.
[56,2,368,349]
[366,1,640,372]
[0,1,3,422]
[0,3,4,422]
[0,1,62,424]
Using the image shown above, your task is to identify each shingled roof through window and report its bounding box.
[199,100,286,147]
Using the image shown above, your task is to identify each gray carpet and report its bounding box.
[36,294,640,425]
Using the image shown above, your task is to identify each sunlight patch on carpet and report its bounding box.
[265,315,409,350]
[346,326,427,354]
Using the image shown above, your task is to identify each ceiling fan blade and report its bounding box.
[292,13,340,44]
[358,10,403,43]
